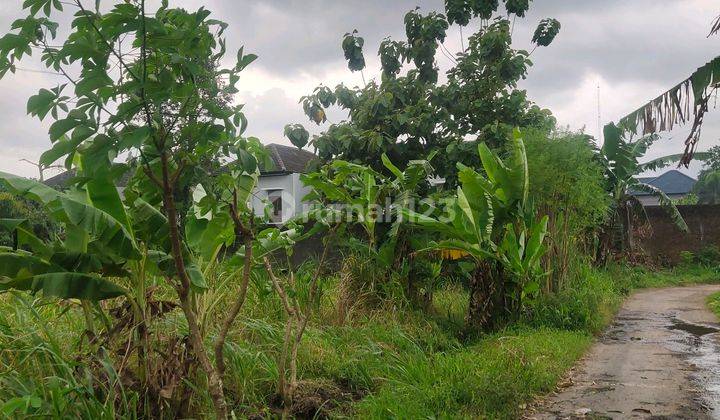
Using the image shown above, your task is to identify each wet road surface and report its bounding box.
[530,284,720,419]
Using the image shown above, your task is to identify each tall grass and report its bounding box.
[0,293,138,418]
[0,261,717,418]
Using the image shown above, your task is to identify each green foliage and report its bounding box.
[525,129,609,232]
[295,1,558,185]
[675,192,699,205]
[504,0,530,17]
[679,250,696,266]
[403,133,550,326]
[676,246,720,268]
[694,170,720,204]
[0,186,55,248]
[283,123,310,149]
[532,18,561,47]
[342,30,365,72]
[354,328,589,419]
[708,291,720,317]
[698,245,720,266]
[0,292,138,418]
[523,129,610,290]
[0,1,271,415]
[523,264,720,332]
[599,123,689,256]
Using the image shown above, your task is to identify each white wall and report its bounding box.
[253,173,312,224]
[636,193,686,206]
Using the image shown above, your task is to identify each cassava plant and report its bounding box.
[0,1,264,416]
[243,214,338,414]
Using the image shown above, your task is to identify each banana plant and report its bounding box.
[0,171,136,301]
[401,131,549,330]
[598,123,709,253]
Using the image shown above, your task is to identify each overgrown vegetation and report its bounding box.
[708,291,720,318]
[0,1,718,419]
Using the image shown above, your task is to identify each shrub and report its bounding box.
[679,250,696,266]
[523,128,610,292]
[697,245,720,266]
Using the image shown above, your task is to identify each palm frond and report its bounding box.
[617,56,720,166]
[639,151,711,172]
[633,182,689,233]
[630,134,659,157]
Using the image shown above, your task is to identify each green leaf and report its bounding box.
[634,182,689,233]
[0,172,138,259]
[187,263,208,291]
[284,124,309,149]
[0,268,126,301]
[532,18,561,47]
[40,135,83,166]
[0,252,61,280]
[0,218,26,232]
[49,117,84,142]
[185,214,234,260]
[27,88,57,120]
[639,152,711,172]
[381,153,403,179]
[85,175,132,237]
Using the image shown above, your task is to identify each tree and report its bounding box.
[523,129,610,291]
[289,1,559,185]
[0,1,262,417]
[0,184,56,248]
[598,123,695,255]
[693,147,720,204]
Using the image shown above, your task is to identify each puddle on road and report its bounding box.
[665,317,720,417]
[668,319,720,337]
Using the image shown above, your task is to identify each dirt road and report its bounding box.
[531,284,720,419]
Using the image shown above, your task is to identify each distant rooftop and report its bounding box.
[44,143,318,188]
[633,170,697,196]
[264,143,317,174]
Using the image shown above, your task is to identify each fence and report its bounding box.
[639,204,720,265]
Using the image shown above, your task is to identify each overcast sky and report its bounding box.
[0,0,717,179]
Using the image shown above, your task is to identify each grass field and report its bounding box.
[0,264,717,418]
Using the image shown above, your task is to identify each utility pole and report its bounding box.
[597,82,603,144]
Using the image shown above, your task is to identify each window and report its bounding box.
[267,189,283,223]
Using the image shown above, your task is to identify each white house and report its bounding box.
[253,143,316,224]
[44,143,318,225]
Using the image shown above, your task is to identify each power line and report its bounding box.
[597,82,602,144]
[14,66,65,76]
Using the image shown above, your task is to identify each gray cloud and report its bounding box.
[0,0,718,178]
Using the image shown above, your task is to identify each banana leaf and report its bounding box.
[0,253,125,301]
[0,172,138,260]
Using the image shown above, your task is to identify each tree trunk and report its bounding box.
[214,236,253,375]
[466,262,496,331]
[160,152,227,419]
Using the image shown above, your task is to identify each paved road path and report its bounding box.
[531,284,720,419]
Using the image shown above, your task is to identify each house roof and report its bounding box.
[265,143,317,174]
[43,143,317,188]
[44,170,76,189]
[633,170,697,196]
